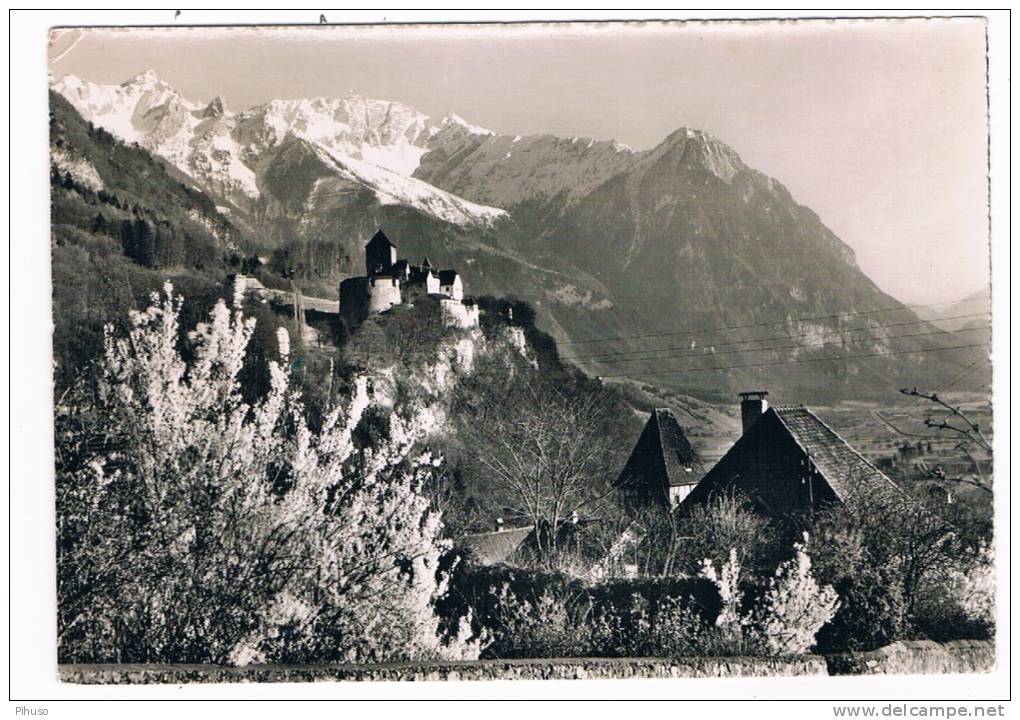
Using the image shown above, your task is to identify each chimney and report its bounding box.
[739,391,769,434]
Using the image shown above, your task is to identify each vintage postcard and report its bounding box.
[9,9,1009,712]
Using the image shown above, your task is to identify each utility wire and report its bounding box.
[594,343,987,379]
[568,326,989,370]
[568,313,987,363]
[345,319,988,374]
[344,326,987,379]
[557,296,989,346]
[333,310,985,363]
[937,358,989,394]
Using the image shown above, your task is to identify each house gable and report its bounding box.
[678,409,839,516]
[616,409,703,508]
[679,405,902,517]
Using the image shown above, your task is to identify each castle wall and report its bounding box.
[368,276,403,313]
[440,299,480,329]
[339,276,372,325]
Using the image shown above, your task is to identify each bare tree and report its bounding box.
[453,373,624,567]
[876,387,992,494]
[818,475,960,616]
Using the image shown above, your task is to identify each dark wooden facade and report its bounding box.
[679,404,901,518]
[615,408,704,510]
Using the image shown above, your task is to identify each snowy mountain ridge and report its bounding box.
[52,71,503,226]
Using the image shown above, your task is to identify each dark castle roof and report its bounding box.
[366,229,394,248]
[437,269,459,285]
[616,408,704,491]
[769,405,903,501]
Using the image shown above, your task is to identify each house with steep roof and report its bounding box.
[614,408,705,510]
[679,391,905,517]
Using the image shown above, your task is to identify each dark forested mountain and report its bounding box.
[51,75,988,402]
[49,90,243,388]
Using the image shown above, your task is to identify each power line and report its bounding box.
[557,296,990,346]
[938,358,989,393]
[568,326,988,370]
[344,326,987,379]
[567,313,988,363]
[343,316,988,377]
[593,343,986,379]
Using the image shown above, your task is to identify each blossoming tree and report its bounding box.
[55,284,479,664]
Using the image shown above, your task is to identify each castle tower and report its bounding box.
[365,230,397,276]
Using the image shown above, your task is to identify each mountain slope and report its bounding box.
[49,90,245,389]
[417,126,985,400]
[51,72,986,401]
[915,287,991,333]
[52,72,502,227]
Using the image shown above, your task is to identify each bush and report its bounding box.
[911,543,995,642]
[483,586,579,658]
[438,561,723,659]
[56,285,481,665]
[674,491,776,575]
[701,540,837,657]
[747,537,839,656]
[809,489,993,651]
[815,565,907,653]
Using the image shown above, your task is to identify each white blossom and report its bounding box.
[56,283,481,664]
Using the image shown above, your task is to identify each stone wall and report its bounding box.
[440,299,480,329]
[61,655,827,684]
[339,276,371,325]
[60,640,995,684]
[826,640,995,676]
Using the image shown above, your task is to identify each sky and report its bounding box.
[48,20,990,305]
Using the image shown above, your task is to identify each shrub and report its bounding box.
[56,284,481,665]
[584,593,654,657]
[911,543,995,642]
[675,491,775,575]
[809,487,993,650]
[700,540,837,657]
[584,593,728,658]
[747,536,839,656]
[815,565,907,653]
[439,561,723,659]
[483,585,578,658]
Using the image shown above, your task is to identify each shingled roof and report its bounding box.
[616,408,704,492]
[366,229,394,250]
[770,405,903,501]
[457,526,534,565]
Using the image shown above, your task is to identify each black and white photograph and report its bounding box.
[8,8,1011,713]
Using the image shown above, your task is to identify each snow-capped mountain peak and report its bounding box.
[120,69,163,89]
[51,71,508,227]
[436,112,493,137]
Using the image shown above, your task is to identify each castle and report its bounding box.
[339,230,479,328]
